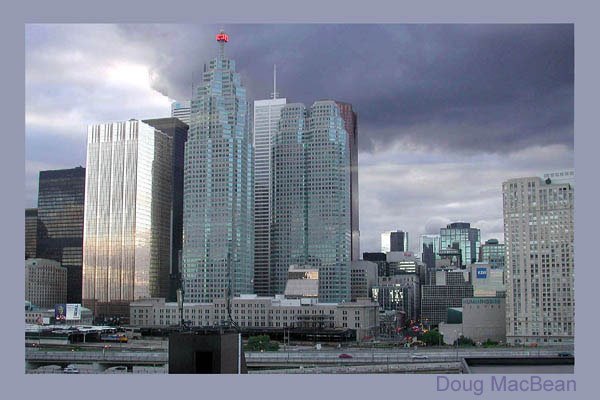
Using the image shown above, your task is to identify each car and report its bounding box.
[411,355,428,359]
[338,353,353,359]
[63,366,79,374]
[558,352,573,357]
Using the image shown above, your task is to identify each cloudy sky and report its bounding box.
[25,24,574,254]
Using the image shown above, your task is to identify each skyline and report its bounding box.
[25,24,574,254]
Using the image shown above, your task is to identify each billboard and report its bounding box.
[476,267,488,279]
[54,304,67,321]
[66,303,81,320]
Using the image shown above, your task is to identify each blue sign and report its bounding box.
[476,268,488,279]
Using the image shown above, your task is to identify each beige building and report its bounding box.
[25,258,67,308]
[130,295,379,341]
[503,173,574,345]
[439,296,507,344]
[350,260,377,301]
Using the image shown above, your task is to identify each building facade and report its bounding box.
[171,100,191,125]
[182,31,254,303]
[381,230,408,253]
[36,167,86,304]
[440,222,481,267]
[350,260,377,301]
[503,174,574,344]
[82,120,173,317]
[25,258,67,308]
[271,101,351,303]
[334,101,359,262]
[479,238,505,270]
[421,270,473,326]
[142,117,189,302]
[25,208,39,259]
[253,97,287,296]
[439,296,507,344]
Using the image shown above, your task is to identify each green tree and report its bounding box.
[245,335,280,351]
[420,330,444,346]
[454,335,475,347]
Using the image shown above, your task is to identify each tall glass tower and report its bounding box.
[440,222,481,267]
[182,30,254,303]
[271,100,351,303]
[253,73,286,296]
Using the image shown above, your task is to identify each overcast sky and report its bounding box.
[25,24,574,254]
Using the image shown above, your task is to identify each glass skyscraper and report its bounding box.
[182,31,254,303]
[82,120,173,317]
[440,222,481,267]
[271,100,351,303]
[25,208,39,260]
[479,238,505,270]
[36,167,85,303]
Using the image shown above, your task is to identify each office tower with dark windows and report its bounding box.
[421,269,473,326]
[479,238,506,270]
[182,31,254,303]
[363,252,388,276]
[25,208,39,259]
[381,230,409,253]
[335,101,359,261]
[420,234,440,284]
[253,68,286,296]
[82,120,173,318]
[503,172,574,345]
[440,222,481,267]
[271,100,351,303]
[171,100,191,125]
[142,117,189,302]
[36,167,85,304]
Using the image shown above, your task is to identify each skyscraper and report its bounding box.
[503,172,574,344]
[335,101,359,261]
[479,238,505,270]
[171,100,191,125]
[25,208,39,259]
[182,31,254,303]
[253,67,287,296]
[82,120,173,318]
[271,100,351,303]
[381,230,409,253]
[440,222,481,267]
[142,117,189,302]
[36,167,85,303]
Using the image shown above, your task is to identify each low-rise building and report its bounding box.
[439,296,506,344]
[25,258,67,308]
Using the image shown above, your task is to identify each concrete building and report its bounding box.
[479,239,505,270]
[421,269,473,326]
[350,261,377,301]
[363,252,388,276]
[129,296,379,341]
[82,120,173,318]
[36,167,85,304]
[182,30,254,303]
[25,208,39,259]
[25,258,67,308]
[271,100,351,302]
[142,117,189,302]
[253,81,287,296]
[373,274,420,321]
[439,296,507,344]
[469,263,505,297]
[503,172,574,345]
[171,100,191,125]
[420,234,440,284]
[440,222,481,267]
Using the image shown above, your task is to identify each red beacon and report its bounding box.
[216,32,229,42]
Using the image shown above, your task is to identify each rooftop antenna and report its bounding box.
[216,28,229,61]
[271,64,279,99]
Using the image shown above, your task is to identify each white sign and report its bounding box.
[66,304,81,320]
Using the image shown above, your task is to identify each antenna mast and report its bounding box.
[271,64,279,99]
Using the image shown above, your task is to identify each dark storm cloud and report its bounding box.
[129,24,573,155]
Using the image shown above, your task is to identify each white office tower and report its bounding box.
[253,67,286,296]
[503,172,574,345]
[171,100,191,125]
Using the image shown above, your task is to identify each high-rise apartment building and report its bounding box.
[25,208,39,259]
[142,117,189,302]
[335,101,359,261]
[479,238,505,270]
[171,100,191,125]
[503,172,574,344]
[440,222,481,267]
[36,167,85,303]
[82,120,173,318]
[182,31,254,303]
[271,100,351,303]
[253,85,286,296]
[381,230,409,253]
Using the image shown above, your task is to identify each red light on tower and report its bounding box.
[216,32,229,43]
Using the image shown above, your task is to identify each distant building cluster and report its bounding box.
[24,30,574,346]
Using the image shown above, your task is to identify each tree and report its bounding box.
[420,330,444,346]
[454,335,475,347]
[245,335,280,351]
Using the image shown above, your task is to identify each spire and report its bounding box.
[216,28,229,60]
[271,64,279,99]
